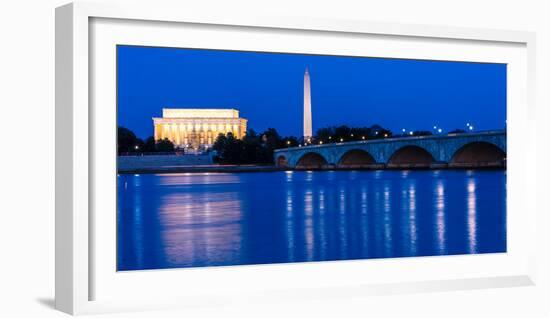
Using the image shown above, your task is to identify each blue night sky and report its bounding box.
[117,45,506,139]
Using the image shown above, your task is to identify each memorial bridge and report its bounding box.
[274,130,506,169]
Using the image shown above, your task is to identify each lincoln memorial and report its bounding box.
[153,108,247,151]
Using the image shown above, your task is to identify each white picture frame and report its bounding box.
[55,1,537,315]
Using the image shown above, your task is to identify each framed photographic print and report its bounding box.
[56,2,537,315]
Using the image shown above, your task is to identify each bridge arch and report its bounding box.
[387,145,435,168]
[338,149,376,168]
[295,152,329,169]
[277,155,288,168]
[450,141,506,168]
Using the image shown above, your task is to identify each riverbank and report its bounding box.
[117,163,505,174]
[118,164,285,174]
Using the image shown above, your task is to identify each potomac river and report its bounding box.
[117,170,506,271]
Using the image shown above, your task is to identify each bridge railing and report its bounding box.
[274,129,506,152]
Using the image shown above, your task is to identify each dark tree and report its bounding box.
[315,124,393,142]
[143,136,157,152]
[281,136,299,147]
[117,126,143,154]
[213,132,244,164]
[411,130,433,136]
[155,138,175,152]
[449,129,466,134]
[212,128,290,165]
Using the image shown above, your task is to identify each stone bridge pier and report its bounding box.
[274,130,506,169]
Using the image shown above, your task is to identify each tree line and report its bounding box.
[212,128,298,164]
[118,124,471,162]
[117,126,175,154]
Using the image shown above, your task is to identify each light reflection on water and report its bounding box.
[117,170,506,271]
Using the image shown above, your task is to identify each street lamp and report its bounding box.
[134,145,139,150]
[469,126,474,131]
[340,138,344,142]
[437,128,442,133]
[319,141,323,145]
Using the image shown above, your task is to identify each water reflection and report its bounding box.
[467,177,478,254]
[117,170,506,271]
[434,180,446,254]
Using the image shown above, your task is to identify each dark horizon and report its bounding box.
[117,45,507,140]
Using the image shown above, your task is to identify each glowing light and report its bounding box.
[437,128,442,133]
[319,141,323,145]
[340,138,344,142]
[409,131,413,135]
[286,140,291,145]
[469,126,474,130]
[433,126,437,129]
[384,133,388,137]
[134,145,139,150]
[362,136,365,140]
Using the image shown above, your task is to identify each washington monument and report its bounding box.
[303,67,312,141]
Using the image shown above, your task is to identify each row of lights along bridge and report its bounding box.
[294,123,476,148]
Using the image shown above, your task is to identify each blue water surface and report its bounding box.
[117,170,506,271]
